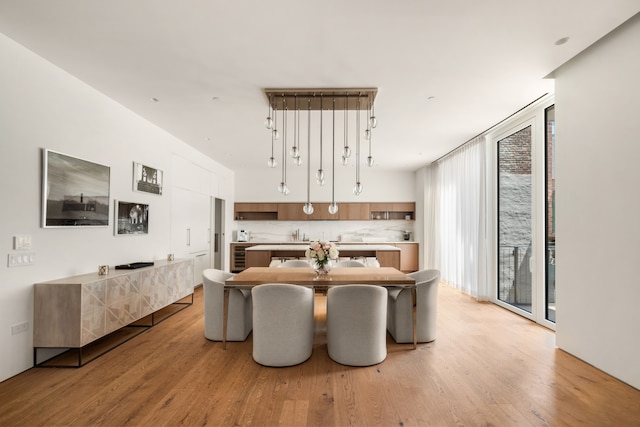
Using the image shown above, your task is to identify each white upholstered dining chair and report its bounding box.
[252,283,315,367]
[327,284,388,366]
[276,259,311,268]
[334,259,367,268]
[387,269,440,343]
[202,268,252,342]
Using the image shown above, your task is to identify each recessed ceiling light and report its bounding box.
[151,97,160,102]
[212,96,220,101]
[205,137,212,141]
[427,96,436,101]
[555,37,570,46]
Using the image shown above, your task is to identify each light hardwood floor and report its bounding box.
[1,284,639,426]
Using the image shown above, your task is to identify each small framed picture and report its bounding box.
[115,201,149,235]
[133,162,163,195]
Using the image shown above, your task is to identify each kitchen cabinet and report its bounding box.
[339,203,371,220]
[234,202,414,221]
[370,202,415,220]
[234,203,278,221]
[396,242,419,272]
[277,203,308,221]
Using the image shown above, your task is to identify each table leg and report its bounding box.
[222,288,230,350]
[412,287,417,350]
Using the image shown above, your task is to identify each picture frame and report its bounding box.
[42,149,111,228]
[133,162,163,195]
[115,200,149,235]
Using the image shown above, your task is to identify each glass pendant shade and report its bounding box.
[267,157,277,168]
[353,181,363,195]
[277,182,289,195]
[316,169,325,185]
[342,146,351,158]
[369,116,377,128]
[328,202,339,215]
[272,129,279,140]
[367,156,374,167]
[290,146,299,158]
[293,156,302,166]
[341,156,349,166]
[364,129,371,140]
[265,116,274,129]
[303,202,314,215]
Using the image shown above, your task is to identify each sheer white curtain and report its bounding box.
[425,136,490,300]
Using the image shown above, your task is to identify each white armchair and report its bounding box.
[252,283,315,367]
[202,268,252,342]
[276,259,311,268]
[327,285,388,366]
[387,269,440,343]
[334,259,367,268]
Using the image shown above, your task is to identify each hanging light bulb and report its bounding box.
[369,99,377,128]
[329,97,339,215]
[364,128,371,140]
[367,118,374,167]
[267,112,278,168]
[271,108,280,139]
[293,155,302,166]
[303,202,314,215]
[290,95,300,159]
[265,95,274,129]
[342,96,351,165]
[353,181,363,195]
[316,94,325,186]
[353,95,363,196]
[279,95,289,195]
[303,97,314,215]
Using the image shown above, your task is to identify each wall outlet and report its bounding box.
[11,321,29,335]
[7,252,35,267]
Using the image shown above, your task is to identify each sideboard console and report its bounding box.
[34,258,194,366]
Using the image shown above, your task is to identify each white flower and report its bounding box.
[306,240,339,266]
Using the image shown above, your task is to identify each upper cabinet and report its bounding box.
[370,202,415,220]
[235,202,414,221]
[234,203,278,221]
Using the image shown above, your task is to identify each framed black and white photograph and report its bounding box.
[115,200,149,235]
[133,162,163,195]
[42,149,111,228]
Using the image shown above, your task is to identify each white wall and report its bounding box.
[235,167,416,202]
[0,33,234,382]
[555,14,640,389]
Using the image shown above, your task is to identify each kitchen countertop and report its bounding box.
[233,241,415,245]
[245,244,400,251]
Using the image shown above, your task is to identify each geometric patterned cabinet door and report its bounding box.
[34,259,193,349]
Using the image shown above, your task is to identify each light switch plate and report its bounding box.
[13,235,32,250]
[7,252,35,267]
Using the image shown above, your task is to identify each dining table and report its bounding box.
[223,266,417,349]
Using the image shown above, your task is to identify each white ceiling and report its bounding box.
[1,1,638,172]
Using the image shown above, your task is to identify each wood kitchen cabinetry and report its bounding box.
[370,202,415,220]
[396,242,419,272]
[235,202,413,221]
[234,203,278,221]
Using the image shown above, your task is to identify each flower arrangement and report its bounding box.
[305,240,339,268]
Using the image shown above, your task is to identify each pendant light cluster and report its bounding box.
[264,88,378,215]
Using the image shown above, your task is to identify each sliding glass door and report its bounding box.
[497,126,533,313]
[545,106,556,323]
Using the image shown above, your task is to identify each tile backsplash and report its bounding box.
[234,220,414,243]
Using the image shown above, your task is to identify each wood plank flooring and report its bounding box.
[1,283,639,426]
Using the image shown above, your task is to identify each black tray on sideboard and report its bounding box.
[115,262,155,270]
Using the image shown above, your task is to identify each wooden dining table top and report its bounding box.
[226,266,415,288]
